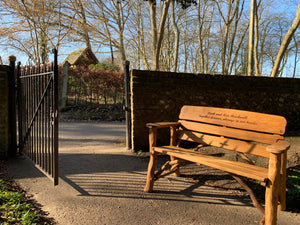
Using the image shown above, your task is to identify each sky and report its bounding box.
[0,0,299,77]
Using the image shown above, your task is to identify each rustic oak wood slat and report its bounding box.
[179,120,283,145]
[179,130,270,158]
[179,105,287,135]
[146,122,181,129]
[144,106,290,225]
[153,146,268,182]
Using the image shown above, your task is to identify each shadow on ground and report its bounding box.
[57,152,253,208]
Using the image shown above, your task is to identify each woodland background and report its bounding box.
[0,0,300,78]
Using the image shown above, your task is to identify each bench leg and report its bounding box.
[265,153,281,225]
[278,152,287,211]
[170,156,181,177]
[144,151,158,192]
[169,126,181,177]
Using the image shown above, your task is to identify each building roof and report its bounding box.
[63,47,98,66]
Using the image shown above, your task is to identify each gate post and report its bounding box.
[16,62,23,153]
[123,60,131,150]
[52,48,59,185]
[8,56,17,157]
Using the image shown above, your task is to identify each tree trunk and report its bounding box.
[116,1,126,67]
[247,0,255,76]
[225,0,243,75]
[77,0,91,48]
[293,36,298,78]
[254,0,260,76]
[148,0,171,71]
[220,1,232,75]
[40,25,48,64]
[109,39,114,65]
[229,23,249,75]
[197,0,205,73]
[136,1,150,70]
[170,0,179,72]
[205,15,213,73]
[148,1,158,70]
[155,0,171,71]
[216,0,240,75]
[222,24,229,74]
[183,13,188,73]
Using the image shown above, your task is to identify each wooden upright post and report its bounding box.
[265,153,281,225]
[278,151,287,211]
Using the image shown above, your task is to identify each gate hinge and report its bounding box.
[50,110,58,125]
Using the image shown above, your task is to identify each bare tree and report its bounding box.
[85,0,131,67]
[215,0,245,75]
[270,0,300,77]
[73,0,91,48]
[145,0,196,70]
[1,1,52,63]
[0,0,75,63]
[147,0,171,70]
[197,0,209,73]
[1,0,299,77]
[170,0,180,72]
[126,0,151,69]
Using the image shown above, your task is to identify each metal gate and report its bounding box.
[17,49,59,185]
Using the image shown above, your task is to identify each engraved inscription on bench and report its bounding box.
[199,111,257,125]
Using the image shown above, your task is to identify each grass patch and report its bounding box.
[0,179,43,224]
[287,174,300,210]
[244,172,300,212]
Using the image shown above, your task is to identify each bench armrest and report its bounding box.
[147,122,180,151]
[266,140,290,154]
[146,122,180,129]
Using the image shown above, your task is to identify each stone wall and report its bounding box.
[130,70,300,151]
[0,66,9,158]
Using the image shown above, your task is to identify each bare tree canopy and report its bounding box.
[0,0,299,77]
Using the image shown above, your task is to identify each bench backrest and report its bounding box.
[177,106,287,158]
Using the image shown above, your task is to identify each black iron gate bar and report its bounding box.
[17,49,59,185]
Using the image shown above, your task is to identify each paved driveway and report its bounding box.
[8,122,300,225]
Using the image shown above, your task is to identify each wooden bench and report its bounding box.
[144,106,290,225]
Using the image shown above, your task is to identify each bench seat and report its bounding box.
[153,146,269,182]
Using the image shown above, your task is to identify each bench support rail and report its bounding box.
[231,174,266,225]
